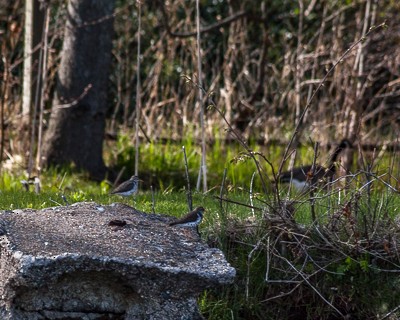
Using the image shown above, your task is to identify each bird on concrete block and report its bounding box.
[279,139,353,190]
[169,207,206,235]
[110,175,142,197]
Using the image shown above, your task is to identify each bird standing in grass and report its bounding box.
[110,175,142,197]
[279,139,352,190]
[169,207,206,235]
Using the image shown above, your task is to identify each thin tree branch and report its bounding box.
[36,4,50,173]
[195,0,207,192]
[182,146,193,211]
[134,0,142,176]
[158,3,247,38]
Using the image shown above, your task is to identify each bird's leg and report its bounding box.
[196,225,201,237]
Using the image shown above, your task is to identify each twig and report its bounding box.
[195,0,207,192]
[150,185,155,214]
[55,84,92,109]
[294,0,304,122]
[159,2,246,39]
[36,4,50,173]
[309,141,319,222]
[113,166,126,187]
[265,236,271,281]
[219,168,227,211]
[380,304,400,320]
[27,7,48,177]
[57,171,67,191]
[285,150,297,197]
[246,234,268,301]
[49,198,63,206]
[281,255,345,318]
[182,146,193,211]
[134,1,142,176]
[261,282,303,303]
[57,172,69,205]
[250,172,256,217]
[0,55,8,172]
[359,171,398,193]
[214,196,262,211]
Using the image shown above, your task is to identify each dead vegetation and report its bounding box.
[0,1,399,161]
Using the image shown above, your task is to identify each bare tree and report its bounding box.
[42,0,115,180]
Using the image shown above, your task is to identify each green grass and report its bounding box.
[108,133,284,191]
[1,173,400,319]
[107,134,400,198]
[1,135,400,319]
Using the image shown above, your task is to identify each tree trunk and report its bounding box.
[42,0,115,180]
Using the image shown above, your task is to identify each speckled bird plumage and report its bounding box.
[110,175,141,197]
[169,207,205,228]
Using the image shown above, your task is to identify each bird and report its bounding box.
[279,139,352,190]
[169,207,206,234]
[20,176,40,193]
[110,175,142,197]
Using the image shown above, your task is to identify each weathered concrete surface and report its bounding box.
[0,202,235,319]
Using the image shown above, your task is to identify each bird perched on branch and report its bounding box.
[169,207,206,235]
[110,175,142,197]
[279,139,352,190]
